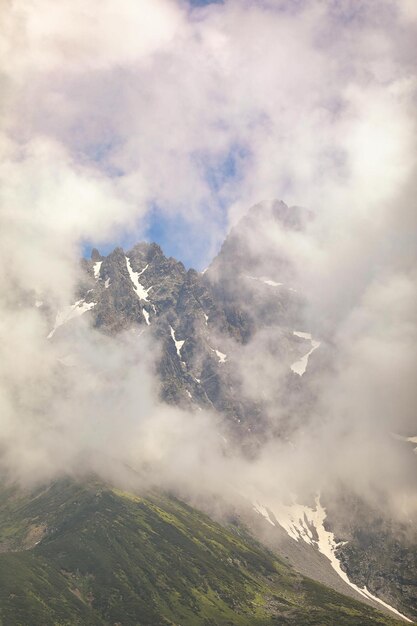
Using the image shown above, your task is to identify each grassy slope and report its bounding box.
[0,479,408,626]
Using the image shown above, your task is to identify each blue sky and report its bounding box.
[83,142,246,270]
[49,0,415,274]
[83,200,228,271]
[189,0,223,5]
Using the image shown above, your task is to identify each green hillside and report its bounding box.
[0,478,407,625]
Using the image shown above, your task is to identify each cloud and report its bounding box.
[3,0,415,251]
[0,0,416,522]
[3,0,183,73]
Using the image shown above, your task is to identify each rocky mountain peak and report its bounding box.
[90,247,102,261]
[207,199,312,283]
[244,199,313,231]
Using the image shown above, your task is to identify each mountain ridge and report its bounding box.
[0,477,407,626]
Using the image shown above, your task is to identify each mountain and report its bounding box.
[58,200,315,444]
[0,478,406,626]
[13,199,417,623]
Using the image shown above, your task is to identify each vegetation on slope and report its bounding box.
[0,478,408,625]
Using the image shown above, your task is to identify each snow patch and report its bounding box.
[393,433,417,453]
[361,587,412,621]
[210,347,227,363]
[246,275,283,287]
[125,257,150,301]
[215,349,227,363]
[186,390,192,399]
[404,435,417,453]
[104,278,111,289]
[35,300,43,308]
[93,261,102,280]
[142,308,150,326]
[253,502,276,526]
[265,498,412,622]
[138,263,149,276]
[170,325,185,358]
[290,331,321,376]
[293,331,312,340]
[48,300,96,339]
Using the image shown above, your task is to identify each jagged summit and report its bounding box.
[90,247,102,262]
[52,208,315,435]
[208,199,311,281]
[236,198,313,231]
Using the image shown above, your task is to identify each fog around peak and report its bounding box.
[0,0,416,520]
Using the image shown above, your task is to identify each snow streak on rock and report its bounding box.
[392,433,417,454]
[208,344,227,363]
[252,502,276,526]
[261,278,283,287]
[293,331,312,340]
[142,308,150,326]
[170,325,185,358]
[137,263,149,276]
[246,275,283,287]
[93,261,102,280]
[406,436,417,453]
[125,257,150,301]
[214,349,227,363]
[361,588,412,622]
[290,331,320,376]
[48,300,96,339]
[256,498,412,622]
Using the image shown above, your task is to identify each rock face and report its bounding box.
[47,199,417,622]
[325,492,417,621]
[65,201,315,445]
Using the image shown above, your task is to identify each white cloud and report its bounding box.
[0,0,416,516]
[5,0,183,73]
[3,0,416,243]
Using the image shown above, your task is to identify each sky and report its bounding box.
[189,0,223,6]
[2,0,416,272]
[0,0,417,515]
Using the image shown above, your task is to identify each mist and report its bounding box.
[0,0,416,525]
